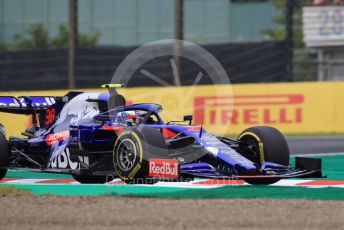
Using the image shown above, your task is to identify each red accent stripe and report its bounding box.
[36,179,76,184]
[101,126,125,135]
[162,128,176,139]
[108,180,125,185]
[297,180,344,186]
[205,94,304,106]
[102,126,124,131]
[0,178,19,183]
[193,179,246,185]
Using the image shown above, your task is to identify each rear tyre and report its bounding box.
[72,174,108,184]
[0,132,9,180]
[237,126,289,185]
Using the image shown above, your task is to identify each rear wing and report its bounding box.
[0,96,59,115]
[0,92,84,128]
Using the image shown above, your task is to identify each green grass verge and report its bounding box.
[0,184,343,200]
[6,170,72,179]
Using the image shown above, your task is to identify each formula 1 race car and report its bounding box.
[0,84,323,184]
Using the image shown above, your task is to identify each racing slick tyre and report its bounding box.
[237,126,289,185]
[0,132,9,180]
[113,126,168,184]
[72,174,108,184]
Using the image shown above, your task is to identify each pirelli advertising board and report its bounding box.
[0,81,344,137]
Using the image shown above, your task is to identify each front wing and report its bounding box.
[180,157,324,180]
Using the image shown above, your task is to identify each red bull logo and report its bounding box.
[148,158,179,179]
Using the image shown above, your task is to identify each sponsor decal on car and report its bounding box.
[48,147,88,169]
[46,131,70,146]
[45,108,56,125]
[0,97,21,107]
[187,126,201,132]
[148,158,179,179]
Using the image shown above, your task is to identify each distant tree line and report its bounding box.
[261,0,317,81]
[0,23,100,51]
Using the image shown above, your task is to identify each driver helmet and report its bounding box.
[117,111,142,125]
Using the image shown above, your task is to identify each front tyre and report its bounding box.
[237,126,290,185]
[0,132,9,180]
[113,130,148,184]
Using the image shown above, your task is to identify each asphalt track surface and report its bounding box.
[287,136,344,155]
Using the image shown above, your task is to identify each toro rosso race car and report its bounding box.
[0,84,323,184]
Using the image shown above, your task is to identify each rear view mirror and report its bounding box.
[183,115,193,125]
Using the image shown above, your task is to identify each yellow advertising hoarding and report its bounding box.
[0,81,344,137]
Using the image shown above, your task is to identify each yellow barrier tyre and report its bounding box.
[0,132,9,180]
[237,126,289,185]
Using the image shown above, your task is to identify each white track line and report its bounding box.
[2,179,344,188]
[292,152,344,157]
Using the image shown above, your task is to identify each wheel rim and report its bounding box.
[116,138,137,171]
[239,137,260,163]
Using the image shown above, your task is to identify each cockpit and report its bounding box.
[93,103,164,126]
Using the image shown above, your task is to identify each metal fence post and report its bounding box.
[174,0,183,86]
[68,0,78,89]
[286,0,294,82]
